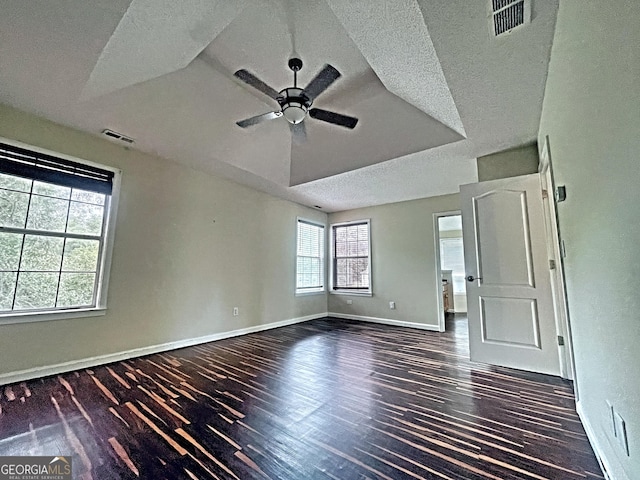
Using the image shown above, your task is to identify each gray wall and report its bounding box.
[477,144,539,181]
[0,104,327,377]
[328,194,460,328]
[538,2,639,478]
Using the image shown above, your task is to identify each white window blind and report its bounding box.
[440,237,466,294]
[332,221,371,291]
[296,220,324,293]
[0,141,118,317]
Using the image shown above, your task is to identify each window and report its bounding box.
[331,220,371,293]
[0,141,119,320]
[440,237,466,295]
[296,219,325,294]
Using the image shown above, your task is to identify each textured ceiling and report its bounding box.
[324,0,466,137]
[81,0,246,100]
[0,0,559,212]
[200,1,464,186]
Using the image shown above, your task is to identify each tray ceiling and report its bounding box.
[0,0,559,211]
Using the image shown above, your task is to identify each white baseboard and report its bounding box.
[0,312,328,386]
[576,401,629,480]
[328,312,440,331]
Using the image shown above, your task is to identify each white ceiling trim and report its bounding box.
[325,0,466,136]
[81,0,247,100]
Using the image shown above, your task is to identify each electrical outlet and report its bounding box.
[614,411,630,455]
[389,301,396,310]
[606,400,616,437]
[346,299,353,305]
[233,307,239,316]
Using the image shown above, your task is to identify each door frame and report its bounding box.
[433,210,462,332]
[539,136,577,382]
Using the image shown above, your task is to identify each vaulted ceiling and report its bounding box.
[0,0,558,212]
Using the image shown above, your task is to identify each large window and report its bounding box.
[331,220,371,293]
[296,219,325,294]
[0,141,118,320]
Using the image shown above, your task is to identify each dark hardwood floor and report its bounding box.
[0,316,603,479]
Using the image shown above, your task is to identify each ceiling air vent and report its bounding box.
[490,0,531,36]
[102,129,134,144]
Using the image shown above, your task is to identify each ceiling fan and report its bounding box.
[234,58,359,142]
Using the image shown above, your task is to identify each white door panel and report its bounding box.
[480,297,540,347]
[461,174,560,376]
[476,190,534,287]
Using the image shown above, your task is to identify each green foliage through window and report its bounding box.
[0,175,108,313]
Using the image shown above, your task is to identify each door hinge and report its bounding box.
[542,189,549,199]
[557,335,565,346]
[549,259,556,270]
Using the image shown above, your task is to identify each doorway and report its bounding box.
[434,211,467,333]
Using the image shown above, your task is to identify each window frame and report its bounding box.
[330,219,372,296]
[0,137,121,325]
[295,217,326,296]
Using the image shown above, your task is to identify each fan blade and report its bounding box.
[304,64,341,100]
[309,108,358,129]
[290,121,307,144]
[236,111,282,128]
[234,69,280,100]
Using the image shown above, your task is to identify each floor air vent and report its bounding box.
[490,0,530,36]
[102,129,134,144]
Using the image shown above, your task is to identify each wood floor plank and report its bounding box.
[0,316,603,479]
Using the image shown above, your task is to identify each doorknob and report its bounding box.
[466,275,482,282]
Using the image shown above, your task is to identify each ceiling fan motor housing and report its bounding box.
[288,57,303,72]
[278,87,312,124]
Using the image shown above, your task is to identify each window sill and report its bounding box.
[330,290,373,297]
[295,290,326,297]
[0,307,107,326]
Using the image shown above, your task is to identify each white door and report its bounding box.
[461,174,560,376]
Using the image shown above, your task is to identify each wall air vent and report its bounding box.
[490,0,531,36]
[101,129,134,144]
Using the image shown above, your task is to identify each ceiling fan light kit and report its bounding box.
[279,88,310,125]
[234,57,359,141]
